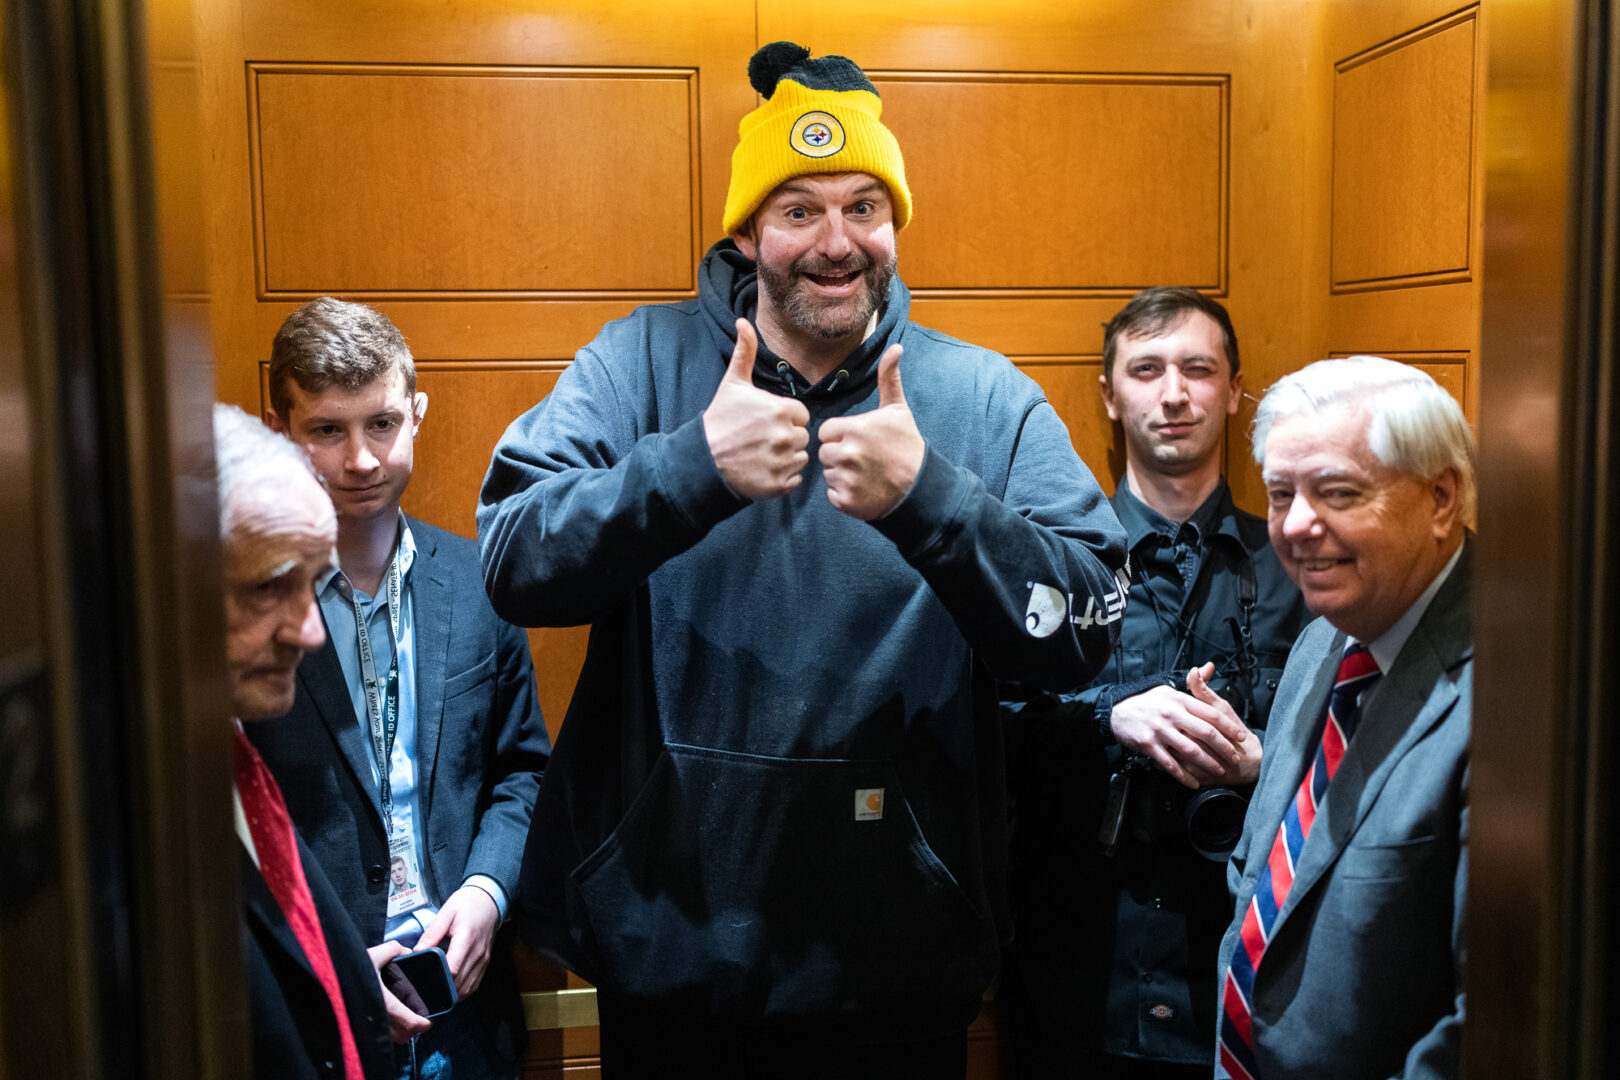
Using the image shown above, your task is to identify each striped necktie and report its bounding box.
[1218,643,1381,1080]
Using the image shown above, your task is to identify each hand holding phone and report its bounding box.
[381,946,459,1019]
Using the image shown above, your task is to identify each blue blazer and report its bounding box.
[248,516,550,1052]
[242,836,394,1080]
[1217,540,1470,1080]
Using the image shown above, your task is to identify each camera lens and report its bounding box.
[1184,787,1247,861]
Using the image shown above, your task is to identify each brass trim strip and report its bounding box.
[521,988,599,1032]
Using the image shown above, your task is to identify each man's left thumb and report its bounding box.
[877,345,906,408]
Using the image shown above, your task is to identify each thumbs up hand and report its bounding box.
[703,319,812,500]
[818,345,925,520]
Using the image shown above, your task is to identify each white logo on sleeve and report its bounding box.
[1024,580,1126,638]
[1025,584,1069,638]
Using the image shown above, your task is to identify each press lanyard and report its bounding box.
[351,551,404,829]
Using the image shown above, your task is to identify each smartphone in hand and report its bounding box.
[381,946,458,1019]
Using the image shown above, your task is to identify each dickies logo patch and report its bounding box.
[855,787,884,821]
[790,111,845,158]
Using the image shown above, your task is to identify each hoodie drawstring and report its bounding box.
[776,360,799,397]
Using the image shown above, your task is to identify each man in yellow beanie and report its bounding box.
[480,41,1128,1078]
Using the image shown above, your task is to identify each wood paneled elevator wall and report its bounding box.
[191,1,1487,1075]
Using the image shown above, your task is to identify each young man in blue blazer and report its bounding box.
[257,298,550,1079]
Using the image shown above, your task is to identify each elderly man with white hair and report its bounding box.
[215,404,398,1079]
[1215,357,1473,1080]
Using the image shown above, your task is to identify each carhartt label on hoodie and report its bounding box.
[855,788,884,821]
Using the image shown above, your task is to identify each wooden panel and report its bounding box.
[237,0,758,264]
[1011,358,1118,492]
[251,299,643,363]
[879,74,1226,295]
[521,625,591,750]
[1217,1,1326,513]
[244,0,752,67]
[1411,360,1467,417]
[251,65,698,297]
[966,999,1011,1079]
[758,0,1244,73]
[150,62,208,297]
[1325,277,1481,347]
[402,362,563,538]
[200,0,758,411]
[910,297,1115,358]
[517,942,600,1080]
[406,362,589,745]
[1323,0,1482,67]
[1326,348,1473,425]
[1330,9,1477,290]
[524,1024,601,1080]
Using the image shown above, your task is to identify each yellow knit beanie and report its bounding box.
[721,42,912,236]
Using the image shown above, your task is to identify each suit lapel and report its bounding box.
[1275,540,1474,929]
[1251,627,1343,863]
[409,517,451,826]
[300,621,387,827]
[241,845,316,982]
[1279,644,1458,919]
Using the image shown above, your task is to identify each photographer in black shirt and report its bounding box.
[1001,289,1309,1079]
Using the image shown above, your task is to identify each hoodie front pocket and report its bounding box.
[571,742,995,1019]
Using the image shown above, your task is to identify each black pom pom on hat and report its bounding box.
[722,39,909,234]
[748,41,810,98]
[746,41,879,99]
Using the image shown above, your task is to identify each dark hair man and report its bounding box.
[478,41,1129,1077]
[1217,357,1472,1080]
[1000,288,1309,1079]
[388,856,416,898]
[216,403,395,1080]
[255,298,551,1079]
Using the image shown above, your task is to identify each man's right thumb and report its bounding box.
[727,318,758,382]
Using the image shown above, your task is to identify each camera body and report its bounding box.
[1113,753,1247,861]
[1098,667,1256,862]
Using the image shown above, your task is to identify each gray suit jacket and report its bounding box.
[248,516,550,1050]
[1218,539,1470,1080]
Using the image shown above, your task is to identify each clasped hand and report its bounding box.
[702,319,924,519]
[1109,662,1262,788]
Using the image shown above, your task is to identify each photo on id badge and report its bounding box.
[386,842,425,918]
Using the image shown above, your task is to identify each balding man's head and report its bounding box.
[213,405,337,721]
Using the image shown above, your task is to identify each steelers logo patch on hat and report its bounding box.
[722,42,912,234]
[790,111,846,158]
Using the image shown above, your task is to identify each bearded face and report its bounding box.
[736,173,900,351]
[756,245,897,341]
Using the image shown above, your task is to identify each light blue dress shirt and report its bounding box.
[318,516,507,941]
